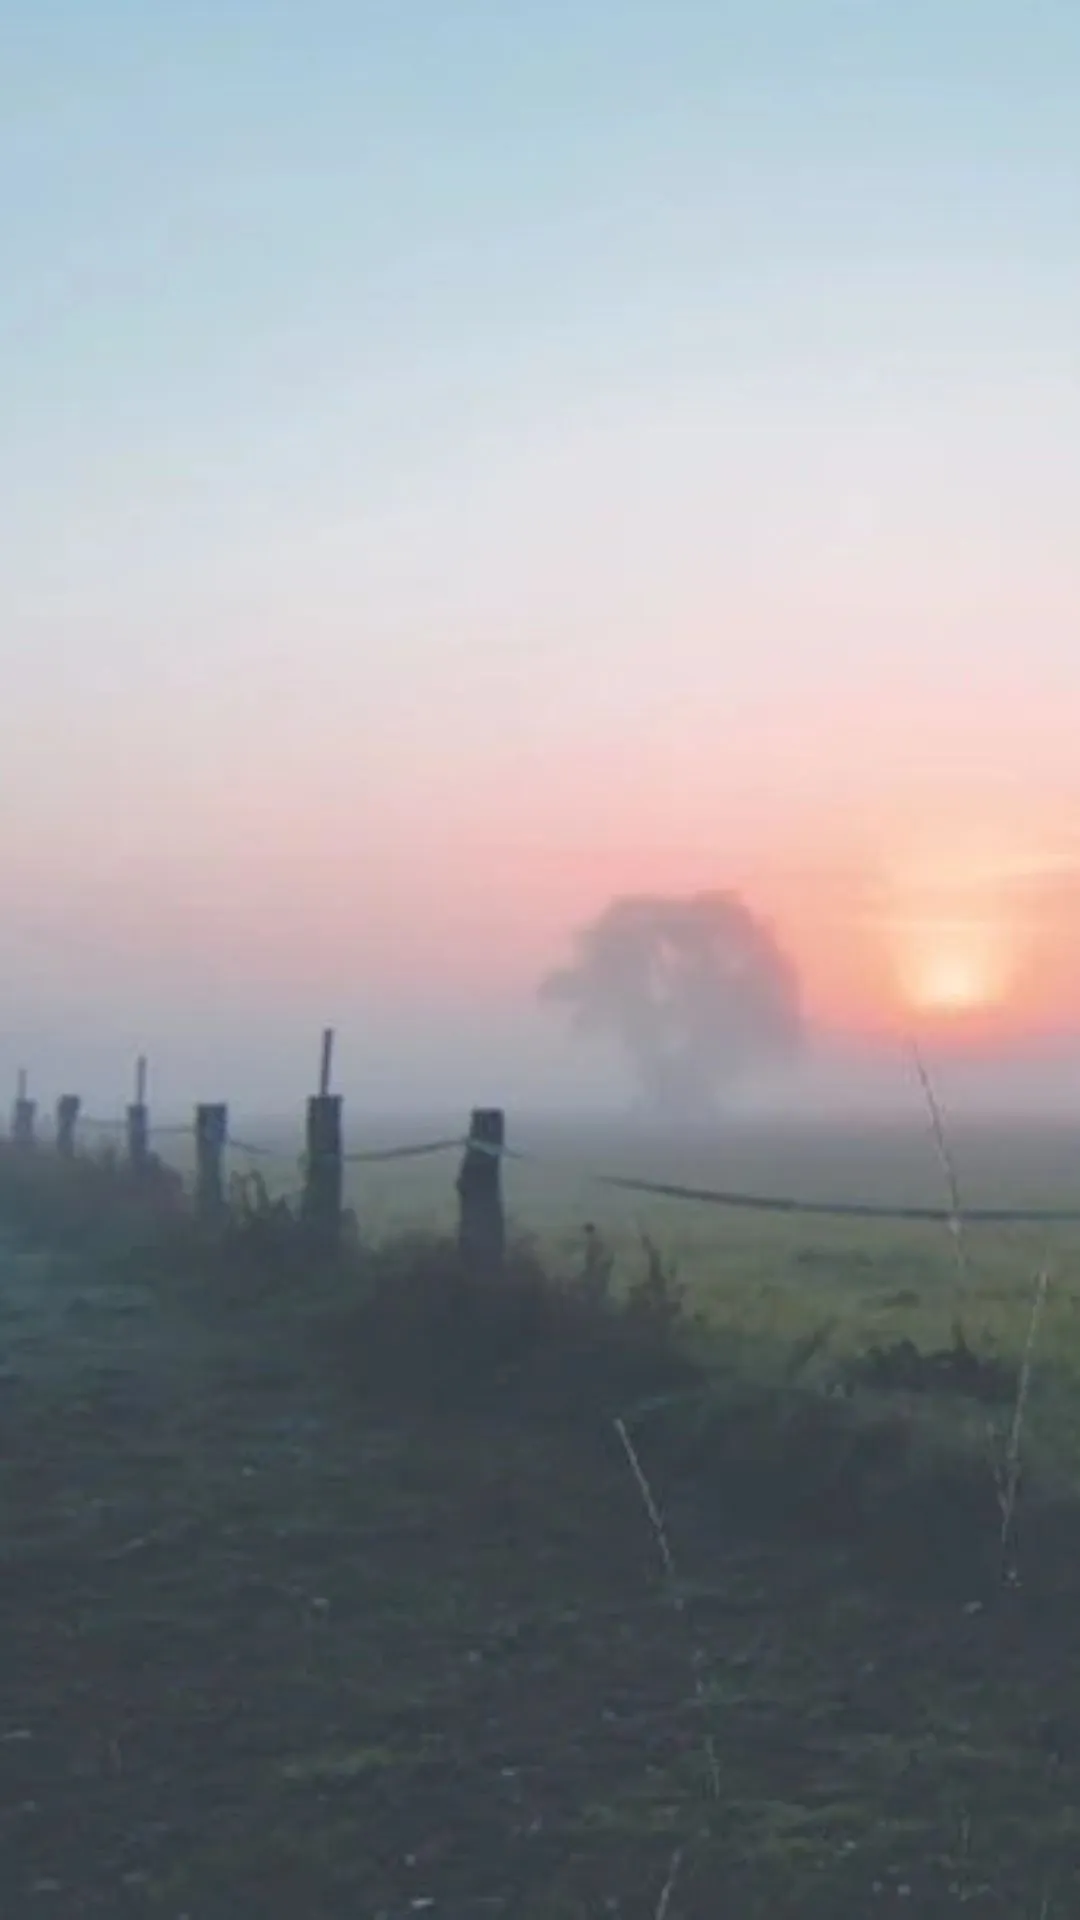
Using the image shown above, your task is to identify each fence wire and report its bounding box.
[224,1135,283,1159]
[10,1109,1080,1229]
[342,1137,465,1164]
[454,1136,1080,1227]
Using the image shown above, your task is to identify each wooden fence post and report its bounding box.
[126,1054,150,1174]
[55,1095,81,1159]
[301,1029,343,1247]
[457,1108,506,1275]
[195,1103,228,1221]
[318,1027,334,1100]
[11,1069,36,1149]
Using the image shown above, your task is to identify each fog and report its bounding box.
[5,0,1080,1162]
[6,967,1080,1137]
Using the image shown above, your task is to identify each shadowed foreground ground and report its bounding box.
[2,1234,1080,1917]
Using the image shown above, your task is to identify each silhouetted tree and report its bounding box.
[540,891,803,1117]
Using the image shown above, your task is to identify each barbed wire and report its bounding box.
[9,1115,1080,1228]
[233,1130,1080,1226]
[222,1134,463,1165]
[585,1169,1080,1226]
[342,1137,465,1164]
[453,1136,1080,1226]
[224,1134,282,1158]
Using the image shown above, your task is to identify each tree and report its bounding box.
[539,891,803,1117]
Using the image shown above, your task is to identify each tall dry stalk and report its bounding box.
[996,1264,1051,1587]
[908,1043,1051,1584]
[909,1040,971,1346]
[654,1845,684,1920]
[614,1416,720,1804]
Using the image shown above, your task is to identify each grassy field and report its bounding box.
[218,1112,1080,1476]
[3,1118,1080,1915]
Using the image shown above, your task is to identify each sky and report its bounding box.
[3,1,1080,1115]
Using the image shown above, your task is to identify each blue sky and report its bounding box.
[3,1,1080,1111]
[6,0,1078,590]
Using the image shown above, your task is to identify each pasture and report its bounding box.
[3,1113,1080,1915]
[226,1110,1080,1474]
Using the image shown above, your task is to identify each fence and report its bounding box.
[8,1030,1080,1272]
[4,1036,511,1268]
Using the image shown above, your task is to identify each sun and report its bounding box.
[904,938,1002,1016]
[860,825,1071,1037]
[883,900,1021,1030]
[881,878,1017,1024]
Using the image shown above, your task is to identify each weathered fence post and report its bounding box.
[55,1095,81,1159]
[195,1103,228,1221]
[301,1028,343,1248]
[457,1108,506,1275]
[11,1069,36,1148]
[126,1055,150,1174]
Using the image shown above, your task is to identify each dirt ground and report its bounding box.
[2,1232,1080,1918]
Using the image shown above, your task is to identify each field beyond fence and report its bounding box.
[5,1040,1080,1912]
[8,1040,1080,1446]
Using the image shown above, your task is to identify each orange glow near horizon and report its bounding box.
[890,918,1016,1018]
[739,815,1080,1048]
[11,783,1079,1054]
[828,828,1080,1044]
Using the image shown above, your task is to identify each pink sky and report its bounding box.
[5,1,1080,1108]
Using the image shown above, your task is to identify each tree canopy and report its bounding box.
[540,891,803,1116]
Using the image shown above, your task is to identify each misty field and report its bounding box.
[4,1115,1080,1915]
[223,1110,1080,1472]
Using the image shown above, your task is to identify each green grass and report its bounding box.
[4,1120,1080,1914]
[204,1111,1080,1482]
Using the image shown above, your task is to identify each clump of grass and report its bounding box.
[211,1172,312,1290]
[310,1226,700,1416]
[0,1138,186,1255]
[840,1332,1017,1404]
[578,1220,615,1301]
[617,1355,1014,1595]
[624,1230,689,1340]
